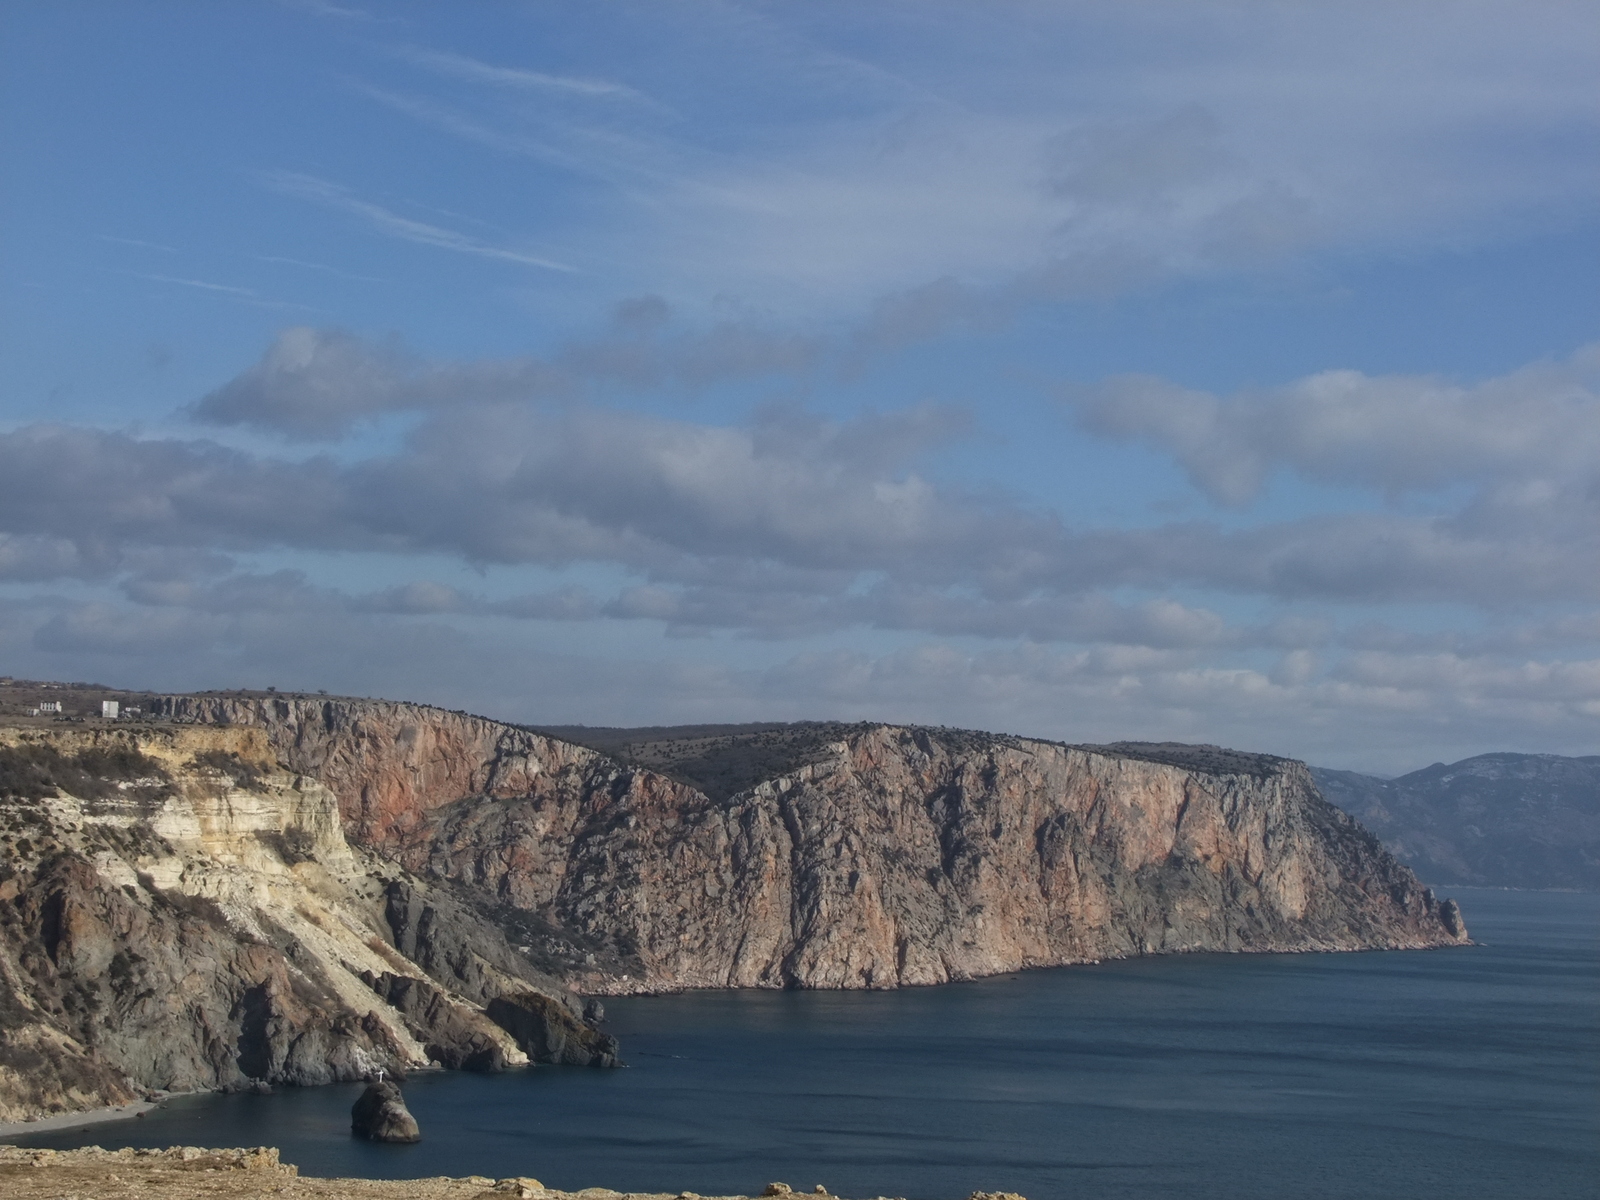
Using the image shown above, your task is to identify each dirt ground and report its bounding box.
[0,1145,720,1200]
[1,1145,1011,1200]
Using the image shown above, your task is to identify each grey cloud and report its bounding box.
[190,324,828,441]
[352,581,601,622]
[1072,513,1600,606]
[1070,344,1600,505]
[5,580,1596,773]
[0,535,111,583]
[1047,107,1233,205]
[97,553,1248,653]
[33,603,229,657]
[4,336,1597,675]
[4,418,1596,619]
[190,326,570,440]
[0,425,354,551]
[192,327,412,439]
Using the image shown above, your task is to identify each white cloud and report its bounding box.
[391,46,652,104]
[262,172,577,273]
[340,3,1600,312]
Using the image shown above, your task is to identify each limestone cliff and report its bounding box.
[0,724,616,1125]
[155,697,1467,994]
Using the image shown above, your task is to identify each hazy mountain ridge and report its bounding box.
[1313,752,1600,891]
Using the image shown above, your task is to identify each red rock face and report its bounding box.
[157,698,1469,992]
[158,695,612,852]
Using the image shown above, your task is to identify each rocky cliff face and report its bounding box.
[156,697,1467,995]
[0,724,616,1124]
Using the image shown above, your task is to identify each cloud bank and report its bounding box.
[4,328,1597,771]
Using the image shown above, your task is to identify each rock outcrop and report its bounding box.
[0,724,610,1125]
[351,1080,420,1143]
[483,991,620,1067]
[155,696,1468,994]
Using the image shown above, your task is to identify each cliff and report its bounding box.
[1314,752,1600,890]
[0,724,616,1125]
[155,697,1467,994]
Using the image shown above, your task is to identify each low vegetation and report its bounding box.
[0,743,173,802]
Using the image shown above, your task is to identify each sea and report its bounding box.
[9,887,1596,1200]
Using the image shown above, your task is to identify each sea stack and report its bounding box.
[351,1079,421,1143]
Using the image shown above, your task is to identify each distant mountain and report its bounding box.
[1312,753,1600,891]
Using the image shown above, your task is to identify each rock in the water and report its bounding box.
[350,1079,420,1143]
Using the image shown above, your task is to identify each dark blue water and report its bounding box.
[9,888,1596,1199]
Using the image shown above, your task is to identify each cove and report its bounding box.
[10,888,1595,1200]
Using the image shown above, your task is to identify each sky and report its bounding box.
[1,1,1597,773]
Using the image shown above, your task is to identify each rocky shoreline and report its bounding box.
[0,1145,1022,1200]
[2,689,1467,1128]
[0,1098,161,1140]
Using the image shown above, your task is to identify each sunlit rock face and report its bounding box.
[159,697,1468,995]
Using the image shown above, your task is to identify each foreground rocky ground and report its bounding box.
[0,1145,1023,1200]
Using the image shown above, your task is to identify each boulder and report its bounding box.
[350,1079,420,1143]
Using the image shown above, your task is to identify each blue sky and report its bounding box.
[1,1,1597,772]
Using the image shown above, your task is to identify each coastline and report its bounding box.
[0,1098,164,1140]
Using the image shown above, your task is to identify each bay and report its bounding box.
[9,887,1596,1200]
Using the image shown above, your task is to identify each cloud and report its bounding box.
[391,46,651,104]
[5,580,1593,773]
[262,172,576,272]
[191,327,417,439]
[278,0,376,22]
[10,331,1600,617]
[1068,343,1600,505]
[4,330,1597,772]
[96,235,178,253]
[338,4,1600,316]
[189,323,827,440]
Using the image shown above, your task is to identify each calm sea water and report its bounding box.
[10,887,1596,1200]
